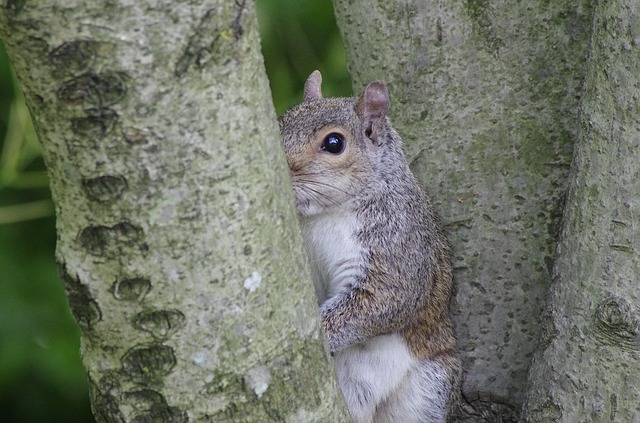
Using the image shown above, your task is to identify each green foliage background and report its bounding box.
[0,1,350,421]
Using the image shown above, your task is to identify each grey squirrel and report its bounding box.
[279,71,461,423]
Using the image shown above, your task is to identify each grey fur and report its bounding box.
[279,71,461,422]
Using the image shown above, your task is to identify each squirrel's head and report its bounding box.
[279,70,399,217]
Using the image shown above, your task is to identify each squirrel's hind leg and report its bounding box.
[333,333,415,423]
[374,358,452,423]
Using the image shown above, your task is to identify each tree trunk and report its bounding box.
[0,1,348,421]
[332,0,592,420]
[522,0,640,420]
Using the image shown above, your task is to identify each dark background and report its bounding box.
[0,1,350,421]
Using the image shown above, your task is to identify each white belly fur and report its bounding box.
[300,211,364,304]
[336,335,448,423]
[334,333,416,422]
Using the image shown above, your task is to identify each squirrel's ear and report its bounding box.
[356,81,389,142]
[304,70,323,101]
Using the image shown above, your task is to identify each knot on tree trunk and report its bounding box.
[594,296,640,352]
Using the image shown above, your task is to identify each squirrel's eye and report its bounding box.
[321,133,345,154]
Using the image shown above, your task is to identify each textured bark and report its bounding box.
[0,1,348,421]
[522,1,640,421]
[332,0,592,420]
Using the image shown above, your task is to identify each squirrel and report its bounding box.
[278,70,461,423]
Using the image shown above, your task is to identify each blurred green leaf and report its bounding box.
[0,218,94,423]
[0,87,42,188]
[257,0,351,114]
[0,45,52,227]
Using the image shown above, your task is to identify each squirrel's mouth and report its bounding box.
[292,191,311,216]
[290,185,320,217]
